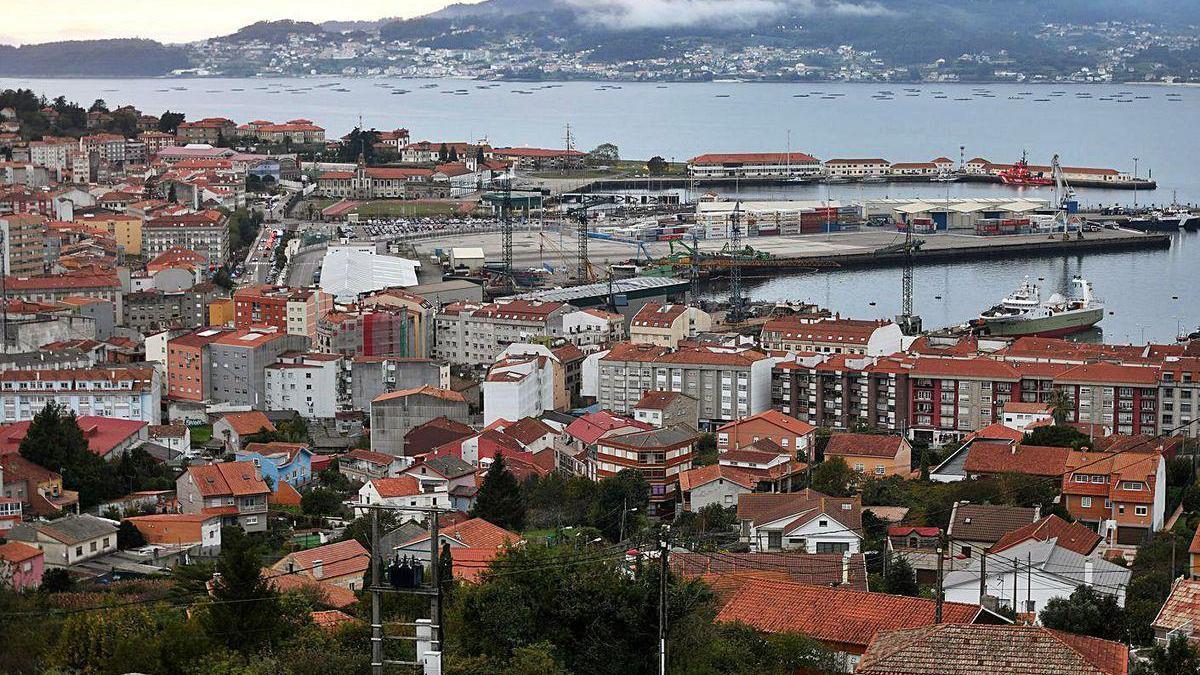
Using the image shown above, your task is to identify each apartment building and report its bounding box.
[371,386,470,456]
[483,352,559,426]
[0,215,48,276]
[0,366,160,424]
[435,299,573,366]
[686,152,822,179]
[264,352,342,418]
[4,270,123,323]
[761,316,903,356]
[176,461,270,533]
[318,305,430,359]
[207,329,310,407]
[358,288,437,357]
[716,409,816,458]
[1159,357,1200,437]
[908,358,1021,444]
[143,213,229,266]
[772,353,912,433]
[125,283,227,334]
[166,327,231,402]
[350,357,449,412]
[594,342,773,428]
[628,302,712,348]
[29,138,75,173]
[233,284,333,341]
[560,307,626,351]
[1056,362,1161,437]
[595,424,699,516]
[176,118,236,144]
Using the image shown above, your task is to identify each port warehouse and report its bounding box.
[685,151,1133,182]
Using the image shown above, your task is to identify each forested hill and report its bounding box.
[0,39,190,77]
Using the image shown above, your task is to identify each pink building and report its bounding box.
[0,541,44,590]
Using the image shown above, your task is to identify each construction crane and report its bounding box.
[895,218,923,335]
[727,201,747,324]
[565,196,617,284]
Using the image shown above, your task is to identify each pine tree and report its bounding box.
[469,452,526,531]
[204,527,285,653]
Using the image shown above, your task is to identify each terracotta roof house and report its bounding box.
[716,409,816,459]
[962,442,1071,478]
[393,517,519,563]
[857,624,1128,675]
[1153,578,1200,644]
[0,416,148,460]
[176,460,271,532]
[404,416,476,457]
[736,489,862,554]
[0,540,44,590]
[715,577,1001,668]
[946,502,1040,560]
[678,464,756,512]
[212,411,276,452]
[671,551,869,591]
[264,570,359,609]
[272,539,370,591]
[824,432,912,478]
[990,514,1101,556]
[125,512,222,552]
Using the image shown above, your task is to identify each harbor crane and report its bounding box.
[727,201,748,324]
[895,218,923,335]
[565,196,617,284]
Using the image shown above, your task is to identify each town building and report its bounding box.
[678,464,755,511]
[371,386,470,456]
[166,327,231,402]
[176,118,236,144]
[6,514,117,568]
[176,461,271,532]
[356,475,449,515]
[263,352,342,418]
[233,284,333,341]
[1062,445,1166,550]
[716,409,815,458]
[207,328,310,407]
[491,147,585,171]
[0,540,44,590]
[236,442,314,488]
[0,454,79,516]
[4,270,124,323]
[736,490,863,553]
[483,352,560,426]
[0,214,48,276]
[687,152,822,179]
[125,283,227,335]
[595,424,699,515]
[593,342,773,428]
[632,390,700,429]
[315,164,442,199]
[0,366,160,424]
[338,448,406,482]
[559,307,625,351]
[211,411,275,453]
[270,539,368,592]
[824,433,912,477]
[125,512,222,555]
[628,302,712,348]
[350,357,449,413]
[760,316,903,356]
[945,502,1040,560]
[142,212,229,267]
[434,299,573,367]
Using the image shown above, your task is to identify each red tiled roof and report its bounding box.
[345,448,397,466]
[631,302,688,328]
[0,541,42,564]
[187,461,270,497]
[1154,578,1200,640]
[824,433,905,459]
[499,417,555,446]
[674,552,870,592]
[910,357,1020,380]
[634,390,688,411]
[857,624,1128,675]
[736,489,861,533]
[264,571,358,608]
[716,578,984,650]
[690,152,819,165]
[448,546,504,583]
[370,476,422,498]
[272,539,369,582]
[763,317,890,345]
[0,416,146,458]
[403,517,518,550]
[1057,362,1160,386]
[219,411,276,436]
[963,442,1070,477]
[962,422,1025,444]
[717,409,814,437]
[311,609,361,632]
[990,514,1101,556]
[679,464,756,492]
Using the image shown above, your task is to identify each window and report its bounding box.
[76,546,83,557]
[767,531,783,550]
[816,542,850,554]
[818,519,829,528]
[1090,476,1106,484]
[960,545,972,558]
[245,516,258,525]
[1135,506,1148,517]
[1081,497,1092,508]
[1120,481,1144,491]
[853,462,865,473]
[90,541,97,552]
[875,466,886,475]
[1074,474,1088,483]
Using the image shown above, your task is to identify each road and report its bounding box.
[287,247,326,287]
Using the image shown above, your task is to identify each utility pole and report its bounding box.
[979,550,987,605]
[501,178,514,293]
[935,544,944,624]
[371,509,383,675]
[658,525,670,675]
[1026,552,1032,617]
[619,497,628,543]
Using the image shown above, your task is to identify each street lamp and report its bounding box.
[1133,157,1139,210]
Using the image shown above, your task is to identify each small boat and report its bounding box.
[999,152,1053,186]
[862,175,887,184]
[931,172,959,183]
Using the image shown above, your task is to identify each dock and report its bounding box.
[572,174,1157,192]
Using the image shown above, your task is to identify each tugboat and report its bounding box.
[971,276,1104,337]
[999,151,1054,186]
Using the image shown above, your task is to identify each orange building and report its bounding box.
[166,327,231,401]
[233,284,332,340]
[125,512,222,548]
[1061,446,1166,549]
[824,433,913,478]
[716,409,816,459]
[208,298,234,325]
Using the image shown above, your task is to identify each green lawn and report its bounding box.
[189,424,213,448]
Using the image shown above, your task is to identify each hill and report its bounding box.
[0,39,190,77]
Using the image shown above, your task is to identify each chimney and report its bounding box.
[1033,504,1042,520]
[841,552,850,585]
[313,559,324,579]
[1084,559,1094,586]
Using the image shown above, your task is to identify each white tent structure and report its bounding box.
[319,246,420,302]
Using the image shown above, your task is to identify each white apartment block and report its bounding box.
[434,299,572,367]
[482,354,556,426]
[0,367,161,424]
[264,352,342,419]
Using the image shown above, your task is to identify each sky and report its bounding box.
[1,0,480,45]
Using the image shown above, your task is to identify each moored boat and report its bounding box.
[971,276,1104,338]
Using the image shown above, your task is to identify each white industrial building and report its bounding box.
[319,246,420,302]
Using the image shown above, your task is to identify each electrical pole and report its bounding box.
[659,525,670,675]
[1026,552,1032,617]
[619,497,627,543]
[979,550,987,605]
[371,509,383,675]
[935,544,944,624]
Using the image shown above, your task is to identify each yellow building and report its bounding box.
[80,214,142,256]
[208,298,235,326]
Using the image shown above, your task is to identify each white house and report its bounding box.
[1001,402,1054,431]
[264,352,342,419]
[482,353,556,427]
[356,476,449,516]
[6,514,118,568]
[942,539,1131,615]
[560,308,625,351]
[737,490,862,554]
[679,464,754,511]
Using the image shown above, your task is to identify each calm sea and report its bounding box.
[3,77,1197,341]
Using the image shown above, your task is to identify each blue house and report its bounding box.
[236,442,314,489]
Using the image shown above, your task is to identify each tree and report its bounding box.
[89,98,109,113]
[117,520,147,549]
[586,143,620,166]
[811,457,856,497]
[212,267,234,290]
[39,567,74,593]
[646,155,669,175]
[438,142,449,162]
[167,183,177,203]
[470,452,526,531]
[1039,585,1128,641]
[440,541,455,601]
[1023,424,1093,449]
[881,553,919,596]
[338,510,400,549]
[1133,634,1200,675]
[301,486,345,517]
[1045,389,1073,425]
[591,469,650,541]
[693,433,718,466]
[159,110,185,133]
[20,402,120,508]
[204,527,287,653]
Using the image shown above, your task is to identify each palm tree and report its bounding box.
[1046,388,1073,425]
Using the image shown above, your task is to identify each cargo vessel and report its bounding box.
[971,276,1104,337]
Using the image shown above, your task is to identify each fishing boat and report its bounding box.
[931,171,959,183]
[971,276,1104,338]
[999,152,1053,186]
